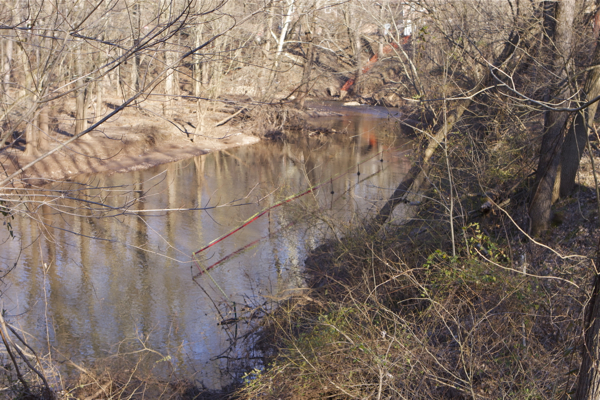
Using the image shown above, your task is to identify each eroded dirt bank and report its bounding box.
[0,95,262,185]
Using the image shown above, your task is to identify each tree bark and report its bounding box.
[297,9,316,109]
[165,48,178,96]
[94,34,105,124]
[75,44,87,136]
[164,0,179,103]
[529,0,576,237]
[574,242,600,400]
[266,2,274,54]
[165,47,177,116]
[2,34,12,89]
[271,0,295,81]
[131,1,141,92]
[95,76,102,124]
[37,106,49,152]
[354,29,363,97]
[19,33,38,155]
[193,24,203,97]
[24,108,39,156]
[559,34,600,197]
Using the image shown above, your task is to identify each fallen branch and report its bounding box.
[215,106,247,127]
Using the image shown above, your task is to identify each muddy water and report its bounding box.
[0,104,412,389]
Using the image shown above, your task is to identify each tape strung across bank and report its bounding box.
[192,147,396,276]
[193,221,295,278]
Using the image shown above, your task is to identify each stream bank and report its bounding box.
[0,102,412,398]
[233,127,600,399]
[0,95,261,185]
[0,96,410,187]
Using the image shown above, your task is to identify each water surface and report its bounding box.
[0,104,412,389]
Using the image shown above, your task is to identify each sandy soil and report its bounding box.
[0,96,261,186]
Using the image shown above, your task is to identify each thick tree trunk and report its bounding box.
[165,48,178,98]
[272,0,295,75]
[19,36,38,155]
[94,36,105,124]
[117,46,124,99]
[559,34,600,197]
[529,0,575,237]
[266,3,274,54]
[574,243,600,400]
[164,48,176,117]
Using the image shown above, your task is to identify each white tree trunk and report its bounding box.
[3,37,12,88]
[273,0,295,72]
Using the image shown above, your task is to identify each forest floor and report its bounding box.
[0,94,261,186]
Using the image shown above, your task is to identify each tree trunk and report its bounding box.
[131,2,141,92]
[94,34,105,124]
[354,29,363,97]
[574,242,600,400]
[201,22,213,88]
[165,49,175,117]
[24,108,39,156]
[75,45,87,135]
[19,36,38,155]
[264,2,274,57]
[193,25,203,97]
[117,46,124,99]
[2,36,12,89]
[37,106,50,152]
[559,34,600,197]
[131,40,139,93]
[75,84,87,135]
[529,0,575,237]
[297,10,316,109]
[165,48,178,98]
[202,58,210,87]
[369,93,475,231]
[370,23,525,230]
[594,8,600,41]
[95,75,103,123]
[271,0,295,80]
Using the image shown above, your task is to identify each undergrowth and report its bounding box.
[235,188,592,399]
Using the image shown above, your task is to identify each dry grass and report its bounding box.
[235,208,590,399]
[233,115,599,399]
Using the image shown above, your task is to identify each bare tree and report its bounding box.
[529,0,577,237]
[560,10,600,198]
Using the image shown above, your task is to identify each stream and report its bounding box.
[0,103,412,390]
